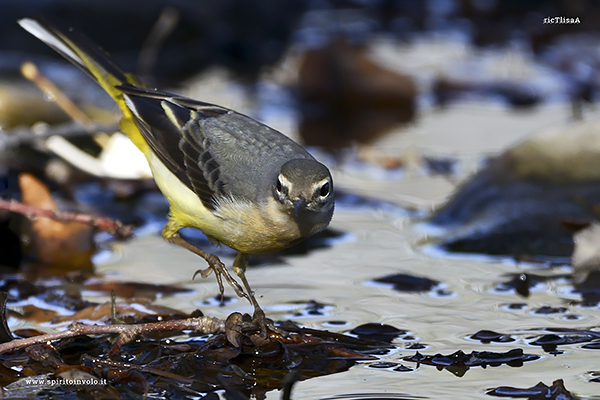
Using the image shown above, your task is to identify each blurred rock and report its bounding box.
[431,118,600,257]
[19,173,94,271]
[572,223,600,277]
[0,81,70,129]
[298,38,417,149]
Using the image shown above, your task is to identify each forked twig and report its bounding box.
[0,199,134,239]
[21,61,94,128]
[0,317,224,355]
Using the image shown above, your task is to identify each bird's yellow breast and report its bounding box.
[146,150,302,254]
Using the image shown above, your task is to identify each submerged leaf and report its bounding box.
[486,379,577,399]
[404,349,539,377]
[19,173,95,271]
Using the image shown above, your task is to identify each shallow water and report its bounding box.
[85,102,600,399]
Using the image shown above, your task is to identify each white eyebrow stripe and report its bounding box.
[311,178,330,191]
[278,174,293,190]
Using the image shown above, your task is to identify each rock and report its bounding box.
[572,223,600,278]
[430,118,600,257]
[0,81,69,129]
[298,38,417,149]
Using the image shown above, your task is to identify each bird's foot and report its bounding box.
[253,307,269,338]
[166,232,249,301]
[253,307,288,339]
[224,311,288,347]
[192,255,248,300]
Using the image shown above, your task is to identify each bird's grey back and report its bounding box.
[191,112,315,201]
[116,83,315,208]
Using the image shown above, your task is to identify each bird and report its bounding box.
[19,16,334,334]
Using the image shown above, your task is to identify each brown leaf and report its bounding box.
[19,173,94,271]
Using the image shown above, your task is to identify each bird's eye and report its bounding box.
[276,177,283,193]
[319,182,330,197]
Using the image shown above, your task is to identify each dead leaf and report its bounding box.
[19,173,94,271]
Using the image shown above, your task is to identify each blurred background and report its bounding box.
[2,1,600,398]
[2,0,600,259]
[1,0,598,133]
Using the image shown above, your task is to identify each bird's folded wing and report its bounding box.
[119,84,230,211]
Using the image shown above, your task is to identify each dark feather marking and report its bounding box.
[118,84,231,211]
[181,120,225,206]
[132,108,192,191]
[118,84,229,119]
[179,139,218,209]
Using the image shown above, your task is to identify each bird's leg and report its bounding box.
[232,253,268,335]
[162,220,248,301]
[232,254,289,339]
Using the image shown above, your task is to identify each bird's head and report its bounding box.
[273,158,334,235]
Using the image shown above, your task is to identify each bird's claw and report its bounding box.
[224,311,288,347]
[192,260,247,300]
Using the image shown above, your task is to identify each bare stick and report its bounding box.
[137,7,180,78]
[0,317,224,355]
[21,62,94,129]
[0,199,134,239]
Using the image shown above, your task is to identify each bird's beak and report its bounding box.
[293,197,308,217]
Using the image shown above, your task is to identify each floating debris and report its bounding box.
[486,379,578,399]
[404,349,539,377]
[533,306,567,315]
[0,309,393,398]
[470,330,515,344]
[349,323,407,343]
[528,328,600,353]
[374,273,440,293]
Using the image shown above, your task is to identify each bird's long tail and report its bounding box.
[18,16,149,153]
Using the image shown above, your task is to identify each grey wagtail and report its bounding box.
[19,16,334,332]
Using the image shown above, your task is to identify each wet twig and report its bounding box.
[21,62,94,128]
[0,198,135,239]
[137,7,180,79]
[20,61,115,149]
[0,317,225,355]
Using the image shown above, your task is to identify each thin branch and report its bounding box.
[0,199,134,239]
[21,62,94,128]
[137,7,180,78]
[0,317,225,355]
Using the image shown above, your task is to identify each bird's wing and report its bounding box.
[119,84,231,211]
[19,16,312,214]
[119,84,314,211]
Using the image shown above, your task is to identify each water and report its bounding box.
[86,102,600,400]
[3,29,594,399]
[96,201,599,399]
